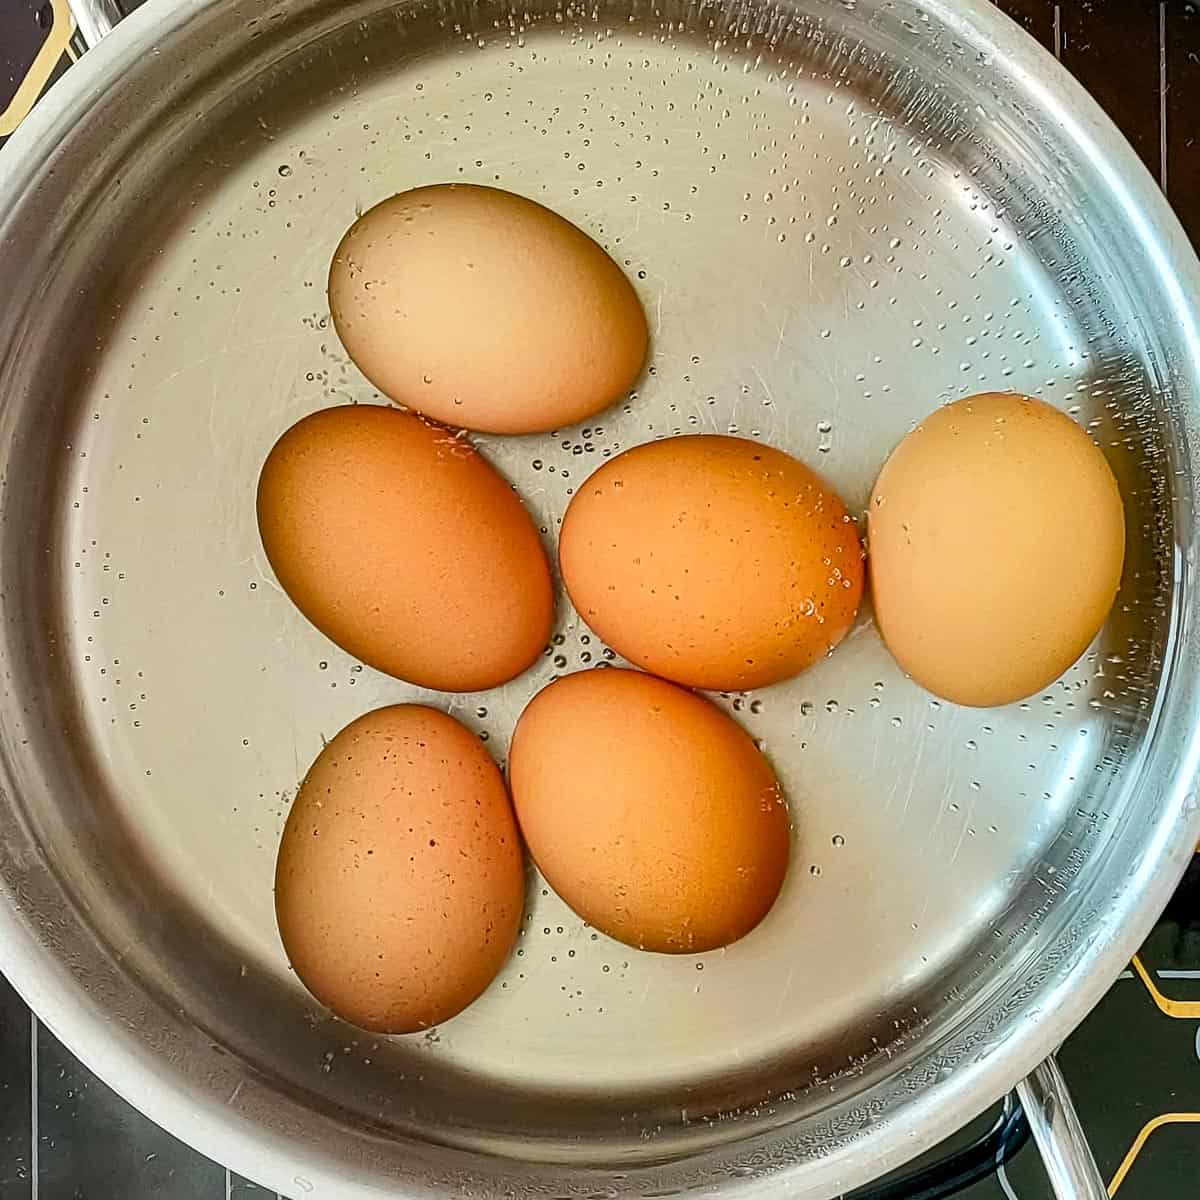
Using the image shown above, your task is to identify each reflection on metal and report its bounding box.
[0,0,71,137]
[1015,1059,1107,1200]
[998,1162,1021,1200]
[65,0,122,48]
[1107,1113,1200,1196]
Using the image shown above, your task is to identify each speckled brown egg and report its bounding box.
[256,404,553,692]
[559,435,864,691]
[328,184,648,434]
[275,704,525,1033]
[509,668,791,953]
[868,392,1126,707]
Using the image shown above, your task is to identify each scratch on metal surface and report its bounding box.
[897,718,930,818]
[153,336,308,392]
[750,365,776,408]
[775,965,799,1017]
[947,785,975,869]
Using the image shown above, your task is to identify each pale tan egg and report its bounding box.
[868,392,1126,707]
[559,435,864,691]
[275,705,525,1034]
[509,668,791,954]
[256,404,553,692]
[328,184,648,434]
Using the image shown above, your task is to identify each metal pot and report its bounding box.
[1,0,1198,1197]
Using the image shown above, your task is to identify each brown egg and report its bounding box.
[559,435,864,691]
[328,184,648,434]
[868,392,1126,707]
[256,405,553,692]
[275,705,524,1033]
[509,668,790,953]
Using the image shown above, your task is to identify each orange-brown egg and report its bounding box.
[559,435,864,690]
[275,705,525,1033]
[868,392,1126,707]
[328,184,648,434]
[256,405,553,692]
[509,668,790,953]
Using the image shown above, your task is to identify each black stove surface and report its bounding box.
[1,2,1198,1198]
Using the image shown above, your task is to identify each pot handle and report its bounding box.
[847,1056,1105,1200]
[1015,1056,1108,1200]
[67,0,125,49]
[844,1093,1029,1200]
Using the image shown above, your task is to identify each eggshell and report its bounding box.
[509,668,790,953]
[559,435,864,690]
[256,405,553,692]
[868,392,1126,707]
[328,184,648,434]
[275,705,525,1033]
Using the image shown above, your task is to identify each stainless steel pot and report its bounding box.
[1,0,1198,1197]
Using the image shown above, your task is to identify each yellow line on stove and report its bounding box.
[0,0,73,136]
[1108,1112,1200,1195]
[1130,954,1200,1018]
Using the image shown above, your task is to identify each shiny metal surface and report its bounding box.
[67,0,123,45]
[1017,1059,1107,1200]
[0,0,1199,1197]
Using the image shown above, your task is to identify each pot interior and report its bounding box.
[0,0,1195,1193]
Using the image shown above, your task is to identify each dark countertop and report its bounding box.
[2,3,1199,1199]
